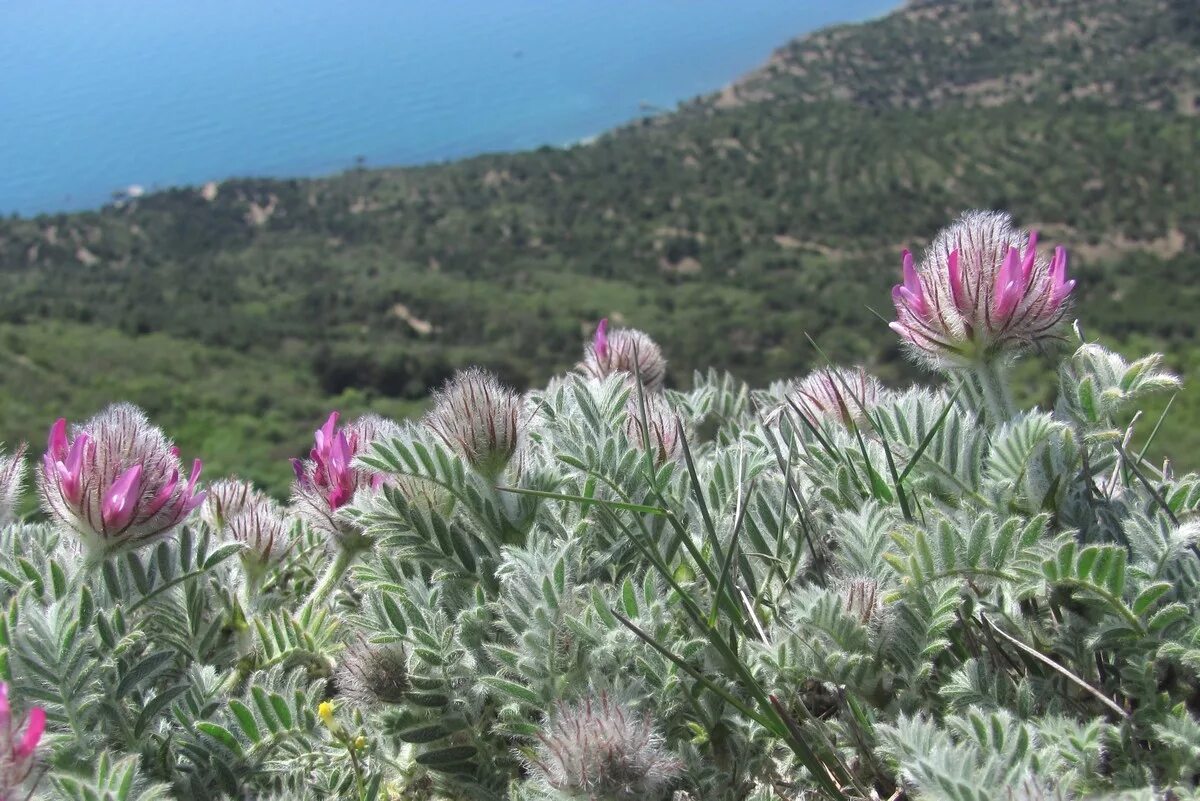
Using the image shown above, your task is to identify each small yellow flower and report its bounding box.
[354,735,367,750]
[318,700,336,729]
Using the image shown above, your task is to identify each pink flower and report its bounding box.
[37,405,205,558]
[291,413,398,547]
[890,211,1075,368]
[0,682,45,799]
[578,319,667,392]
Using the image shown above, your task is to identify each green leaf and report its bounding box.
[196,722,244,757]
[480,677,541,706]
[396,723,451,743]
[50,561,67,600]
[250,686,281,735]
[591,586,618,628]
[134,684,188,738]
[1149,603,1190,632]
[416,745,478,766]
[381,594,407,634]
[203,542,245,571]
[496,485,666,515]
[621,578,639,617]
[78,585,94,631]
[1133,582,1172,616]
[115,650,175,700]
[228,699,261,742]
[270,693,293,728]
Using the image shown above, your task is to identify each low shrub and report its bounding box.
[1,211,1197,800]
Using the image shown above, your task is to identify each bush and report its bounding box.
[2,212,1198,800]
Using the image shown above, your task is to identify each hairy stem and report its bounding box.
[972,359,1016,423]
[301,547,356,612]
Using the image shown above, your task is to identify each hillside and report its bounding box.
[1,0,1197,492]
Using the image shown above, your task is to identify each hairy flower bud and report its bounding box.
[424,368,524,479]
[625,396,684,466]
[777,367,883,429]
[527,695,682,801]
[0,682,46,799]
[201,477,264,532]
[890,211,1075,368]
[336,637,410,706]
[227,497,293,572]
[0,445,26,527]
[37,404,206,558]
[579,319,667,392]
[292,412,399,549]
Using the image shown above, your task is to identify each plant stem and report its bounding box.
[972,360,1015,423]
[302,548,356,612]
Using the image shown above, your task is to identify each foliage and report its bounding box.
[3,273,1200,799]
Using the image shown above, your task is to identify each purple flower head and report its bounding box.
[291,412,399,548]
[424,368,525,479]
[0,444,27,527]
[526,694,682,801]
[579,320,667,392]
[890,211,1075,368]
[0,682,46,799]
[781,367,884,429]
[37,404,205,559]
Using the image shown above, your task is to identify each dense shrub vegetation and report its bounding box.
[1,0,1197,491]
[2,211,1199,800]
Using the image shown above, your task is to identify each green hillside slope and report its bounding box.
[1,0,1196,491]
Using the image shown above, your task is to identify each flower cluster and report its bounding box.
[38,404,205,558]
[424,368,524,479]
[0,683,45,800]
[291,412,398,548]
[527,695,681,801]
[579,319,668,392]
[890,210,1074,368]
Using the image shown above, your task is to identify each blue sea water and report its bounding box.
[0,1,893,216]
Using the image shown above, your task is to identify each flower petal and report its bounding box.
[47,418,68,462]
[593,318,609,361]
[101,464,143,531]
[14,706,45,759]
